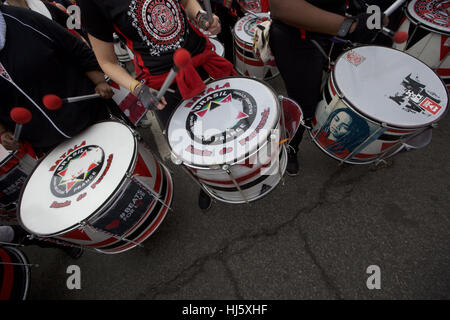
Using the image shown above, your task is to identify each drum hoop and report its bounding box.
[17,120,138,238]
[0,150,19,168]
[1,246,31,300]
[332,45,449,129]
[405,3,450,36]
[166,76,281,169]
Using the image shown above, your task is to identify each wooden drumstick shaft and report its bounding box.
[384,0,407,17]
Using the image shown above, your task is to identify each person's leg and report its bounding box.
[270,21,328,174]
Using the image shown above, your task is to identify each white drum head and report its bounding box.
[19,121,136,236]
[407,0,450,34]
[209,38,225,57]
[333,46,448,128]
[167,77,280,166]
[234,13,270,45]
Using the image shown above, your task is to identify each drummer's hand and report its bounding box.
[198,13,221,35]
[132,83,162,111]
[0,132,22,151]
[95,81,114,99]
[224,0,233,9]
[156,96,167,110]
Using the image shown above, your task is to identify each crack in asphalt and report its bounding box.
[140,164,373,299]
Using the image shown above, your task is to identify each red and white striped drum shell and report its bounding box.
[18,121,173,254]
[393,0,450,89]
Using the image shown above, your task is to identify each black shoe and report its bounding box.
[198,189,212,211]
[61,246,84,259]
[286,151,299,176]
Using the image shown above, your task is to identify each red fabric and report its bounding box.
[144,40,237,100]
[260,0,270,12]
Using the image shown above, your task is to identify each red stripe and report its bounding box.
[436,68,450,77]
[441,36,450,61]
[235,50,264,67]
[329,78,336,96]
[0,248,14,300]
[386,128,416,134]
[235,37,254,51]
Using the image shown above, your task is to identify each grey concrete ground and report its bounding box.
[19,76,450,300]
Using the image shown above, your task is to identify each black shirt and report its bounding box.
[77,0,205,75]
[0,5,107,149]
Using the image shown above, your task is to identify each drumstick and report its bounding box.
[384,0,407,17]
[382,27,408,43]
[10,107,32,142]
[42,93,100,110]
[155,48,191,101]
[203,0,214,24]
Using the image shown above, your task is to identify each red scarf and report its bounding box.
[144,39,237,100]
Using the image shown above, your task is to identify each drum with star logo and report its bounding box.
[17,121,173,254]
[167,77,287,204]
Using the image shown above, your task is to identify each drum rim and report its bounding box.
[332,45,449,129]
[0,246,31,300]
[16,120,139,237]
[166,76,281,169]
[405,0,450,36]
[233,12,271,45]
[201,144,288,203]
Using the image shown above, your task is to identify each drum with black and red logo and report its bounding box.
[167,77,287,204]
[0,143,39,222]
[18,121,173,254]
[393,0,450,88]
[311,46,448,164]
[0,246,30,300]
[238,0,262,13]
[233,13,279,80]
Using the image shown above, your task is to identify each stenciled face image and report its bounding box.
[329,111,352,140]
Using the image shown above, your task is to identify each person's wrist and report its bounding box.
[130,80,142,94]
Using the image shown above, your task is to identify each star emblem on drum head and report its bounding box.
[194,93,233,118]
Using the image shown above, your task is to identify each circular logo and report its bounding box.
[50,145,104,198]
[130,0,185,55]
[186,89,258,145]
[413,0,450,28]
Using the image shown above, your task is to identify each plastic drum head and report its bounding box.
[167,77,280,167]
[333,46,448,128]
[406,0,450,35]
[210,38,225,57]
[234,13,270,45]
[19,121,136,236]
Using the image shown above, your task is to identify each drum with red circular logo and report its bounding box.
[0,246,30,300]
[311,46,448,164]
[0,143,39,222]
[167,77,287,204]
[233,13,279,80]
[393,0,450,89]
[238,0,262,13]
[18,121,173,254]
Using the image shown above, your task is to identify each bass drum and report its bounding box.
[0,246,31,300]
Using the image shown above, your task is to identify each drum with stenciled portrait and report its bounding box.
[311,46,448,164]
[167,77,288,204]
[393,0,450,88]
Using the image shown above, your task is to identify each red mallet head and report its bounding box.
[393,31,408,44]
[173,48,191,69]
[42,94,63,110]
[10,107,32,124]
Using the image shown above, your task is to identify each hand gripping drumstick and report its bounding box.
[42,93,101,110]
[202,0,214,24]
[155,48,192,101]
[10,107,32,142]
